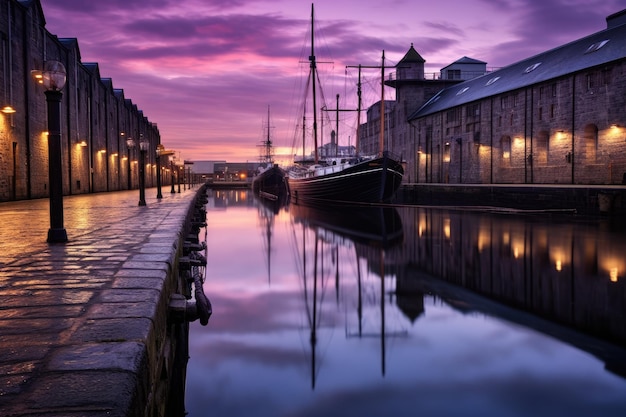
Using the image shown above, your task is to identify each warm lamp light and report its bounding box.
[1,105,16,114]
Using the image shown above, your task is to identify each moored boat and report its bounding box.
[288,152,403,205]
[252,106,288,201]
[287,5,404,205]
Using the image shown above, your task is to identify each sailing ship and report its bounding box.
[252,106,288,202]
[288,4,404,205]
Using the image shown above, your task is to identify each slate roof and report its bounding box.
[409,10,626,120]
[441,56,487,70]
[397,44,425,65]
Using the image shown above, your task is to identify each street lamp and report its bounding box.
[170,156,176,194]
[124,134,134,190]
[138,134,148,206]
[126,138,135,190]
[42,60,68,243]
[178,164,182,193]
[156,145,163,199]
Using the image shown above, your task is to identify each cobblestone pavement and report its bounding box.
[0,187,199,416]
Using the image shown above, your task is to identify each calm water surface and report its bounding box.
[185,189,626,417]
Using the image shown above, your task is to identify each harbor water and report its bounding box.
[185,189,626,417]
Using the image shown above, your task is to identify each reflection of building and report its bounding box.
[361,10,626,186]
[391,207,626,349]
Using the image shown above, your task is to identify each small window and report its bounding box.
[447,69,462,80]
[585,40,609,54]
[456,87,470,95]
[524,62,541,74]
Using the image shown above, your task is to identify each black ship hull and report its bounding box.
[288,154,404,205]
[252,164,289,201]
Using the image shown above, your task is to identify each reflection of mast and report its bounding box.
[347,221,407,378]
[299,223,321,390]
[379,250,386,376]
[310,233,319,390]
[257,199,276,285]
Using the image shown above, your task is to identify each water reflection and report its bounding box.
[396,210,626,351]
[186,190,626,417]
[289,203,405,387]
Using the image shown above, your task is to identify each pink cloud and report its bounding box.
[38,0,625,162]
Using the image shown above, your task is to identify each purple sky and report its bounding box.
[39,0,623,164]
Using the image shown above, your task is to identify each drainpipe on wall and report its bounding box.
[571,75,576,184]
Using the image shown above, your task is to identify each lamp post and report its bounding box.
[170,157,176,194]
[156,145,163,199]
[43,60,68,243]
[138,134,148,206]
[178,164,182,193]
[126,137,134,190]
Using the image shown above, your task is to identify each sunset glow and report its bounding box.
[40,0,623,163]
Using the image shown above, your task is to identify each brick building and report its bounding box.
[362,9,626,186]
[0,0,163,202]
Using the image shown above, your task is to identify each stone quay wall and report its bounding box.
[0,186,209,417]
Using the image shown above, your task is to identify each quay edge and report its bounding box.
[395,183,626,216]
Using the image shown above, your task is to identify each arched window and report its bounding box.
[583,124,598,163]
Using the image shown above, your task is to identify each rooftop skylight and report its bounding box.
[486,76,500,86]
[524,63,542,74]
[585,39,609,54]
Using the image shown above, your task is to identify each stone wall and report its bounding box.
[0,0,161,202]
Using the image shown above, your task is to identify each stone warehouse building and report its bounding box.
[360,9,626,186]
[0,0,163,202]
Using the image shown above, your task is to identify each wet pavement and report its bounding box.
[0,187,198,416]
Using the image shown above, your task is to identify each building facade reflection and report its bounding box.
[389,208,626,376]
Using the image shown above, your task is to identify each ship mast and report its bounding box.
[310,3,319,164]
[379,50,385,156]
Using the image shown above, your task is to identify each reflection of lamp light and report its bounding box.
[443,218,451,239]
[418,213,426,237]
[477,228,490,252]
[1,105,16,114]
[610,268,619,282]
[511,235,524,259]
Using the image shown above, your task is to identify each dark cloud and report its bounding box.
[481,0,624,66]
[40,0,252,14]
